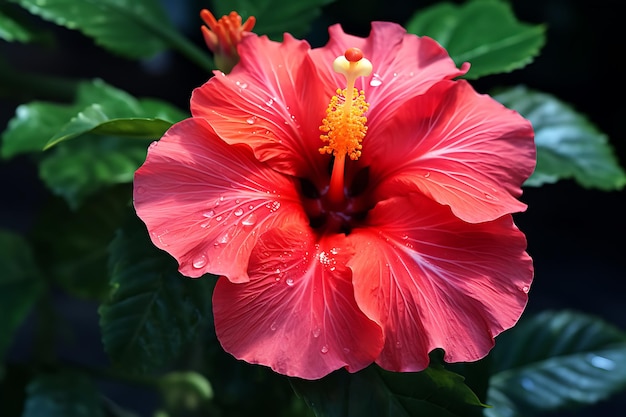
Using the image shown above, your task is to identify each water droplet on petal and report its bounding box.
[203,210,215,218]
[155,230,170,247]
[192,255,207,269]
[234,208,244,217]
[265,98,274,106]
[424,172,431,178]
[370,73,383,87]
[321,345,329,354]
[241,213,257,226]
[395,341,402,349]
[312,327,321,338]
[218,232,230,244]
[270,321,277,331]
[135,186,146,194]
[286,278,295,286]
[246,116,257,124]
[522,285,530,293]
[266,201,281,212]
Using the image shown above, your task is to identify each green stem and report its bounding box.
[141,19,215,72]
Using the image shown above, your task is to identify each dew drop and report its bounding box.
[246,116,257,124]
[215,215,223,222]
[156,230,170,247]
[424,172,431,178]
[589,354,616,370]
[369,75,383,87]
[241,213,257,226]
[234,208,244,217]
[135,186,146,195]
[522,285,530,294]
[286,278,295,286]
[266,201,281,212]
[265,98,274,106]
[395,341,402,349]
[312,327,321,338]
[192,255,207,269]
[217,231,230,244]
[148,141,158,150]
[203,210,215,218]
[270,321,277,331]
[321,345,329,354]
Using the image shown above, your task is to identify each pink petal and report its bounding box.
[309,22,469,130]
[213,225,383,379]
[133,118,306,282]
[191,34,328,183]
[365,79,535,223]
[348,194,533,372]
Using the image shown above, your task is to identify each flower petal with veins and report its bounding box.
[214,225,383,379]
[349,194,533,371]
[134,118,305,282]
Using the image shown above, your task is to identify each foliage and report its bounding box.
[0,0,624,416]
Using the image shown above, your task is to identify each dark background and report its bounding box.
[1,0,625,416]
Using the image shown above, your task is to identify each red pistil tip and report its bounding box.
[344,47,364,62]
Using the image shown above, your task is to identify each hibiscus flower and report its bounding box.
[133,21,535,380]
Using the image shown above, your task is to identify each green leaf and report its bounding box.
[486,310,626,417]
[0,9,34,42]
[405,0,546,79]
[99,215,214,374]
[0,230,45,366]
[39,135,151,209]
[494,86,626,190]
[22,372,105,417]
[1,78,186,158]
[9,0,171,58]
[30,187,130,300]
[8,0,214,68]
[292,360,485,417]
[212,0,335,40]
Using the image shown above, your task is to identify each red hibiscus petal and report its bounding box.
[133,118,306,282]
[213,225,383,379]
[348,194,533,372]
[366,80,535,223]
[309,22,469,130]
[191,34,328,182]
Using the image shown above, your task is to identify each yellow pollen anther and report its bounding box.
[319,48,372,161]
[319,88,369,160]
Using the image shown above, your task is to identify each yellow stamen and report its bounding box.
[319,48,372,206]
[319,48,372,160]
